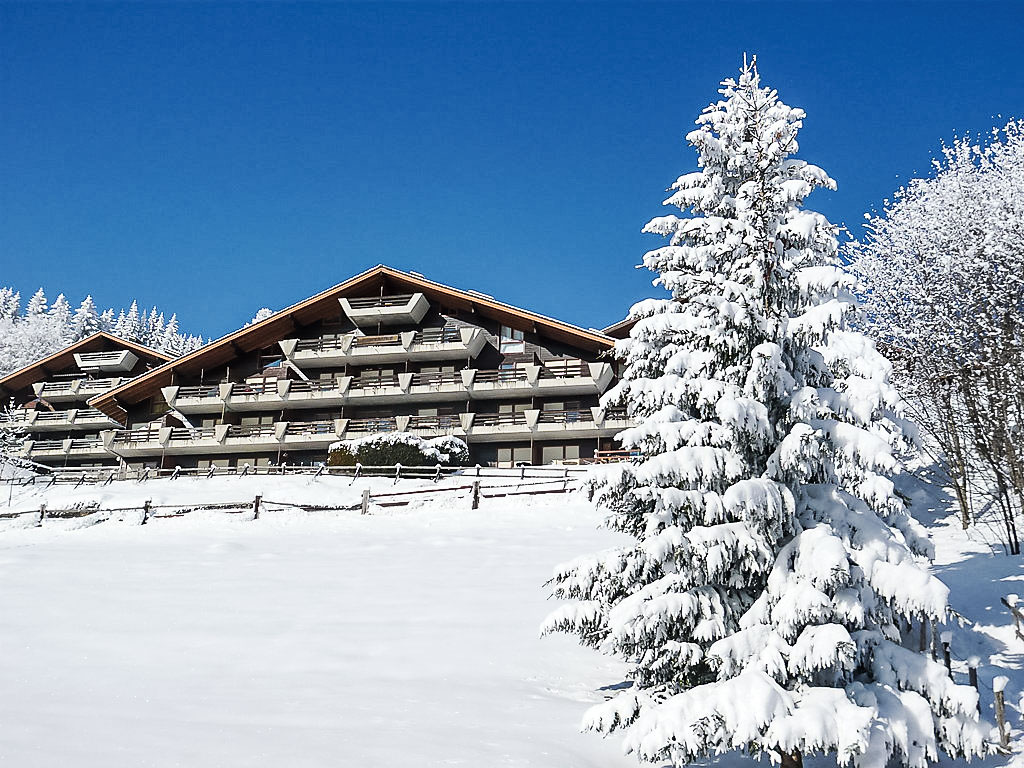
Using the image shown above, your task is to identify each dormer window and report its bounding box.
[499,325,525,354]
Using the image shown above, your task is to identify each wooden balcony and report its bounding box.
[463,361,613,399]
[23,436,109,461]
[339,292,430,327]
[7,407,117,432]
[33,377,127,403]
[279,325,486,367]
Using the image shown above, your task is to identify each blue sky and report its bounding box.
[2,2,1022,339]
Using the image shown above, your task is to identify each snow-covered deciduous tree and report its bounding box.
[542,58,991,768]
[848,121,1024,555]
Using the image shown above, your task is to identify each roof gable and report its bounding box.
[0,332,173,398]
[89,265,615,422]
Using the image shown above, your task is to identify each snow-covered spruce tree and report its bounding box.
[542,58,990,767]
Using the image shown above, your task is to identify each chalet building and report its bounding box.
[88,266,630,470]
[0,333,172,467]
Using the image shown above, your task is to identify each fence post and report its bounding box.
[931,620,939,661]
[394,463,402,485]
[940,631,952,673]
[475,464,481,478]
[471,481,480,510]
[433,464,441,483]
[967,656,980,712]
[994,676,1010,750]
[252,494,262,521]
[1003,595,1023,641]
[240,464,250,477]
[37,503,46,527]
[351,463,362,485]
[315,464,325,477]
[361,488,371,515]
[141,499,151,525]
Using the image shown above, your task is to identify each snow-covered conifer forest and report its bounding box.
[0,287,204,375]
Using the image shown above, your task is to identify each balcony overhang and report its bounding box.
[74,350,139,373]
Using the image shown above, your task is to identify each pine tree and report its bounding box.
[98,308,116,332]
[26,288,47,316]
[542,58,990,767]
[73,296,101,340]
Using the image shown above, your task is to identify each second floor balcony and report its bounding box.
[33,377,127,403]
[279,325,487,367]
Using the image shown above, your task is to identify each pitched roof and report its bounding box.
[89,265,616,423]
[0,332,173,398]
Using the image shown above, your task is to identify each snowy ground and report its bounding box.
[0,469,1021,766]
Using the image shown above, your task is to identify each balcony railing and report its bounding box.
[177,385,221,399]
[408,415,461,430]
[285,421,335,436]
[346,417,398,433]
[538,408,595,424]
[415,326,462,344]
[345,294,414,309]
[411,371,461,386]
[227,424,276,439]
[31,439,65,451]
[352,374,400,390]
[473,369,528,384]
[288,379,342,393]
[169,427,217,440]
[68,438,103,451]
[113,427,162,444]
[352,334,402,347]
[78,377,124,392]
[473,412,529,426]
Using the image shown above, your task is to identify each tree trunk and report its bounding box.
[778,748,803,768]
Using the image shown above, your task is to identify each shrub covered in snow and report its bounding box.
[542,58,991,768]
[327,432,470,467]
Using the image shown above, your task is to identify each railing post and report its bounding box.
[240,463,250,477]
[994,676,1010,750]
[361,488,370,515]
[252,494,261,520]
[433,464,441,483]
[350,463,362,485]
[37,503,46,527]
[475,464,481,478]
[141,499,151,525]
[170,466,181,481]
[471,481,480,510]
[394,463,402,485]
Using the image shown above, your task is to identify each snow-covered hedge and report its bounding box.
[327,432,471,467]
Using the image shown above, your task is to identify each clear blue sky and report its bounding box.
[2,2,1022,338]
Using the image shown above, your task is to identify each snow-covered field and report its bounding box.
[0,470,1020,767]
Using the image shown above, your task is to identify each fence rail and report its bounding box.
[1,461,593,489]
[0,466,585,524]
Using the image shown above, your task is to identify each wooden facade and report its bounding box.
[0,333,171,467]
[87,266,629,470]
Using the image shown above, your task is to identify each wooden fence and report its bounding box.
[1,461,592,489]
[0,471,584,525]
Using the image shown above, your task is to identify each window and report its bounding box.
[499,325,525,354]
[541,444,581,464]
[497,445,532,467]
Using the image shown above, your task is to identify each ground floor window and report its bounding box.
[540,443,580,464]
[496,445,532,467]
